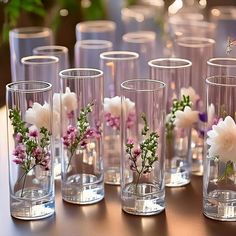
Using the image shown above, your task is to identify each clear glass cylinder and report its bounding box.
[75,20,116,45]
[21,56,59,93]
[122,31,156,77]
[74,40,113,69]
[33,45,70,71]
[6,81,55,220]
[9,27,53,82]
[175,37,215,176]
[203,75,236,221]
[120,79,166,215]
[100,51,139,185]
[207,58,236,77]
[59,68,104,204]
[149,58,193,187]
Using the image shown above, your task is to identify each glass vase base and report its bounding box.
[122,183,165,216]
[165,170,190,187]
[105,167,120,185]
[204,190,236,221]
[10,190,55,220]
[62,174,104,204]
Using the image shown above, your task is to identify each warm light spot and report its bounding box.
[211,9,221,17]
[81,0,91,8]
[199,0,207,8]
[60,9,68,17]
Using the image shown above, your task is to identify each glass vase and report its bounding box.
[100,51,139,185]
[6,81,55,220]
[75,20,116,46]
[175,37,215,176]
[122,31,156,78]
[21,56,59,93]
[149,58,193,187]
[203,75,236,221]
[60,68,104,204]
[207,58,236,77]
[33,45,70,71]
[9,27,53,82]
[74,40,113,69]
[120,79,166,215]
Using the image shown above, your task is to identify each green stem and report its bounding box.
[20,173,27,198]
[135,171,142,194]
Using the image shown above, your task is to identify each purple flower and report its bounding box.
[29,129,39,138]
[32,147,42,160]
[12,144,26,160]
[133,148,141,158]
[105,112,120,130]
[199,112,208,123]
[127,137,134,145]
[15,133,23,143]
[126,112,136,129]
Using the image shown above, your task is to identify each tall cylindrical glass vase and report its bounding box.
[121,79,166,215]
[6,81,55,220]
[203,75,236,221]
[60,68,104,204]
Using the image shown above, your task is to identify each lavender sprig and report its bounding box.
[165,95,191,141]
[9,108,51,197]
[126,114,159,193]
[63,101,101,172]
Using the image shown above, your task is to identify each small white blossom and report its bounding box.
[62,87,78,113]
[174,106,199,128]
[25,102,51,130]
[207,116,236,162]
[180,87,199,105]
[104,96,135,117]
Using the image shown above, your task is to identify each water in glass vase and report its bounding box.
[203,158,236,221]
[122,182,165,216]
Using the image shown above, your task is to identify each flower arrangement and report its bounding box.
[165,89,198,141]
[104,96,135,130]
[62,101,101,172]
[207,115,236,181]
[125,114,159,192]
[9,108,51,198]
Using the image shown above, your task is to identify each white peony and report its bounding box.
[104,96,135,117]
[25,102,51,130]
[174,106,199,128]
[207,116,236,162]
[180,87,199,105]
[62,87,78,113]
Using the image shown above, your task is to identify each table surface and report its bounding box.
[0,106,236,236]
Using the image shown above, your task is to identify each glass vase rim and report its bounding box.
[100,51,139,60]
[75,39,113,49]
[207,58,236,67]
[76,20,116,32]
[10,26,52,38]
[6,81,52,93]
[33,45,68,55]
[122,31,156,43]
[121,79,166,92]
[148,58,192,68]
[206,75,236,87]
[176,37,216,48]
[121,4,156,18]
[21,55,59,65]
[169,13,204,22]
[59,68,103,79]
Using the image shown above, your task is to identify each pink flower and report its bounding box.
[15,133,23,143]
[127,138,134,145]
[133,148,141,158]
[29,126,39,138]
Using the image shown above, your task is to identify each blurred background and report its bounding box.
[1,0,236,107]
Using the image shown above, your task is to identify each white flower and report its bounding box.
[104,96,135,117]
[174,106,199,128]
[62,87,77,113]
[207,116,236,162]
[25,102,51,130]
[180,87,199,105]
